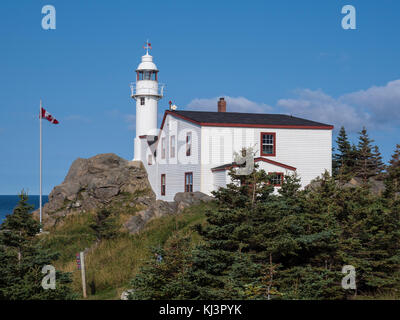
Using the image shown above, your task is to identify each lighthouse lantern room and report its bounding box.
[131,41,164,161]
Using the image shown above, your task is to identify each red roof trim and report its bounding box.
[163,110,334,130]
[202,123,333,129]
[212,157,296,172]
[255,157,296,171]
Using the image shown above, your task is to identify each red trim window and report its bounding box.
[161,137,166,159]
[161,174,166,196]
[268,172,284,187]
[185,172,193,192]
[260,132,276,157]
[170,135,176,158]
[148,154,152,165]
[186,132,192,156]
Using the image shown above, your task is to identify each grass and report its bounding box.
[41,201,213,300]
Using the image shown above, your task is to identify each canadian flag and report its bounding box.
[40,107,59,124]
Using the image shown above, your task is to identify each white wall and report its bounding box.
[201,126,332,193]
[140,115,332,200]
[149,114,202,201]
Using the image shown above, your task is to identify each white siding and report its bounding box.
[213,170,228,191]
[201,126,332,193]
[139,114,332,200]
[150,114,201,201]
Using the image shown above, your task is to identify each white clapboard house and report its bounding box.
[131,45,334,201]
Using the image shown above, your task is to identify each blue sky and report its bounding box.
[0,0,399,194]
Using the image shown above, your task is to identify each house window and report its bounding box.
[186,132,192,156]
[161,174,166,196]
[148,154,152,165]
[260,132,276,157]
[170,135,176,158]
[268,172,284,187]
[161,137,166,159]
[185,172,193,192]
[140,97,145,105]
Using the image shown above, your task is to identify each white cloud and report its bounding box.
[277,80,400,132]
[277,89,371,131]
[186,96,273,113]
[341,79,400,125]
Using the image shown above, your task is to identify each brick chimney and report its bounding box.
[218,97,226,112]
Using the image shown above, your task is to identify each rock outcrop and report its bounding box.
[33,153,155,228]
[34,153,214,232]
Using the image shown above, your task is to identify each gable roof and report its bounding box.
[211,157,297,172]
[164,110,334,129]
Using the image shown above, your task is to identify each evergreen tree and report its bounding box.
[191,169,346,299]
[372,145,385,179]
[333,126,354,178]
[0,192,75,300]
[130,233,195,299]
[354,127,377,182]
[385,144,400,197]
[336,187,400,294]
[129,151,400,299]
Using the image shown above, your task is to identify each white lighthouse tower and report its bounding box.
[131,41,164,161]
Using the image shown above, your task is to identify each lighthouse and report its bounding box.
[131,41,164,161]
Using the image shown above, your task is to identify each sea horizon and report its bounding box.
[0,195,49,224]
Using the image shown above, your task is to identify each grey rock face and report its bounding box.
[33,152,214,233]
[33,153,155,228]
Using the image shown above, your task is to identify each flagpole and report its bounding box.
[40,99,42,232]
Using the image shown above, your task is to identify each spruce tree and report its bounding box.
[0,192,75,300]
[130,233,195,299]
[333,126,353,178]
[372,145,385,179]
[385,144,400,197]
[354,127,376,182]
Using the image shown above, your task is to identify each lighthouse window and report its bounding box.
[170,135,176,158]
[140,97,145,105]
[186,132,192,157]
[161,174,166,196]
[185,172,193,192]
[161,137,166,159]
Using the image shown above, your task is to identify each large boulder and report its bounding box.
[33,153,155,228]
[173,191,214,211]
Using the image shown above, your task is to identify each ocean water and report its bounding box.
[0,195,48,224]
